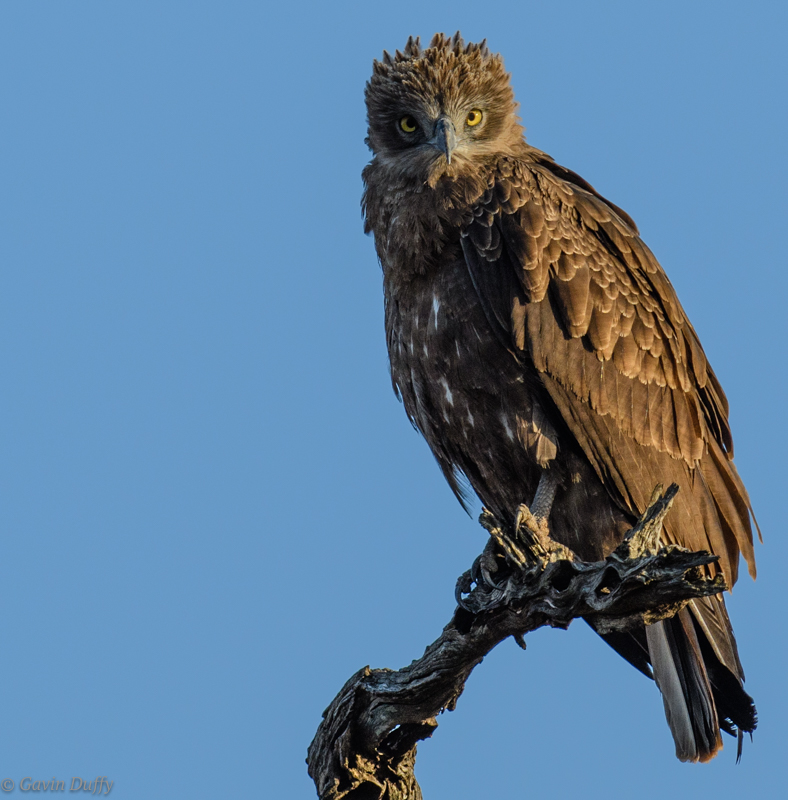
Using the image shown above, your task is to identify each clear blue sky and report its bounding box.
[1,2,785,798]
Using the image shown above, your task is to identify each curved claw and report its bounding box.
[471,549,501,590]
[480,557,501,590]
[455,570,474,610]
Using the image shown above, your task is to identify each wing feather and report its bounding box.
[460,153,756,590]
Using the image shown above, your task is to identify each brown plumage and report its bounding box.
[363,32,757,762]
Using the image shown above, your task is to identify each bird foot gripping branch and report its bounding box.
[308,486,727,800]
[455,484,725,630]
[460,495,577,600]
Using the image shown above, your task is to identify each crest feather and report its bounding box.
[373,32,494,74]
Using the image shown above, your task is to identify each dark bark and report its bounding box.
[306,486,726,800]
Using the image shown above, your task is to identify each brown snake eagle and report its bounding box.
[362,32,757,762]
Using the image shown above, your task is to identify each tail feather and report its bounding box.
[597,608,756,762]
[646,610,722,762]
[691,609,757,739]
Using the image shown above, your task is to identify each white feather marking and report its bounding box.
[432,294,441,330]
[499,412,515,441]
[439,378,454,406]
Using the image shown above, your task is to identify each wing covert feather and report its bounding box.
[460,155,755,584]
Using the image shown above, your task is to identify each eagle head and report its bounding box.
[364,33,524,186]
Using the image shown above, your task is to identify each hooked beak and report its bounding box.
[429,117,457,164]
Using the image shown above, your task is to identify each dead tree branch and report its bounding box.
[306,485,726,800]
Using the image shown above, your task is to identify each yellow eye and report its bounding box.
[466,109,483,127]
[399,115,418,133]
